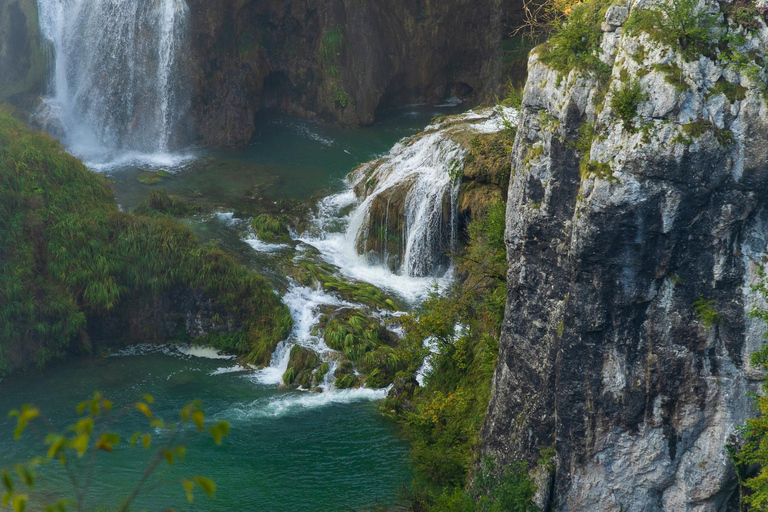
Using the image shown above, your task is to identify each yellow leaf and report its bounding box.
[163,450,174,465]
[142,434,151,449]
[73,434,89,457]
[193,476,216,497]
[182,479,194,502]
[12,494,27,512]
[191,410,205,432]
[175,446,187,461]
[143,394,155,404]
[135,402,152,419]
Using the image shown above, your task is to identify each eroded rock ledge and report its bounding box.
[481,1,768,509]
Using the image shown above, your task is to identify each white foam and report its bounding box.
[248,284,348,386]
[177,345,236,359]
[243,236,290,253]
[210,365,250,376]
[223,387,390,420]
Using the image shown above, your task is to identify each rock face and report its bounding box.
[185,0,524,146]
[481,2,768,510]
[0,0,46,104]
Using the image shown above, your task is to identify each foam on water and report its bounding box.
[243,236,290,253]
[177,345,236,360]
[221,387,390,421]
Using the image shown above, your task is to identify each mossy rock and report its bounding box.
[251,213,291,243]
[137,171,164,185]
[282,345,322,387]
[335,374,360,389]
[134,189,202,217]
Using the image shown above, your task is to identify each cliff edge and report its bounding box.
[481,0,768,509]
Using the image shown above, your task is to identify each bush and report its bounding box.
[625,0,720,60]
[538,0,611,81]
[610,80,646,131]
[2,393,229,512]
[0,108,291,376]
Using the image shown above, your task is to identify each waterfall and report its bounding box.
[343,106,518,278]
[35,0,192,167]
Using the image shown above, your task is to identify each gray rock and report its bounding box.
[481,4,768,510]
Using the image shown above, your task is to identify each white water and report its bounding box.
[221,387,391,421]
[241,107,520,392]
[250,284,349,387]
[35,0,192,169]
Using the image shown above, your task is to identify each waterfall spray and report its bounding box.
[36,0,192,167]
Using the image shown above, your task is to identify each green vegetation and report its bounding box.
[579,159,615,183]
[731,272,768,507]
[692,295,723,330]
[676,120,735,147]
[133,189,202,217]
[2,393,228,512]
[251,213,291,243]
[320,28,344,77]
[538,0,611,81]
[383,199,536,509]
[653,63,687,93]
[710,77,748,102]
[610,80,646,131]
[0,109,291,377]
[625,0,720,60]
[293,260,399,311]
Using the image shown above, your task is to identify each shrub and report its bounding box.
[538,0,611,81]
[2,393,229,512]
[610,80,646,131]
[625,0,720,60]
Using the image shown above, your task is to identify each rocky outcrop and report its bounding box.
[185,0,524,146]
[0,0,46,105]
[481,2,768,510]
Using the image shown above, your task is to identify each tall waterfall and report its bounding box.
[36,0,191,167]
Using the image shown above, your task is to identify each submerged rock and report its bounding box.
[482,1,768,510]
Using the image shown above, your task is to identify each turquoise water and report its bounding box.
[110,107,461,211]
[1,106,466,511]
[0,351,410,511]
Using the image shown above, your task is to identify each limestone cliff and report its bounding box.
[185,0,524,146]
[481,1,768,509]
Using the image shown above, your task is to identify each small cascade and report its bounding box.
[345,106,517,277]
[35,0,192,167]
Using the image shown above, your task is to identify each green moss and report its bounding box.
[282,345,322,387]
[320,28,344,77]
[251,213,291,243]
[682,120,735,147]
[709,77,748,102]
[133,189,202,217]
[580,159,617,183]
[523,145,544,169]
[653,63,687,93]
[0,108,291,376]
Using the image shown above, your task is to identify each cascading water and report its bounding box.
[35,0,192,168]
[343,106,518,277]
[240,107,519,392]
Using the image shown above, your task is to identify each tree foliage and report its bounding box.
[2,393,229,512]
